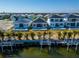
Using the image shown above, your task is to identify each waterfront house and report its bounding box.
[66,14,79,29]
[49,14,65,29]
[12,15,32,31]
[31,17,49,30]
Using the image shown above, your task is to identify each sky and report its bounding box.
[0,0,79,13]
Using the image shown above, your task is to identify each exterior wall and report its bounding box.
[31,21,48,30]
[50,18,65,29]
[50,22,65,28]
[76,22,79,27]
[66,18,79,28]
[14,23,29,29]
[50,17,79,29]
[32,23,47,28]
[13,16,31,31]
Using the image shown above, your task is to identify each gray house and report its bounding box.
[12,15,32,31]
[31,17,49,30]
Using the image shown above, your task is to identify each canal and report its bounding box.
[0,46,79,58]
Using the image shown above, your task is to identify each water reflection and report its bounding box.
[0,46,79,58]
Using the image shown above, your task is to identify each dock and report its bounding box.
[0,39,79,52]
[0,39,79,46]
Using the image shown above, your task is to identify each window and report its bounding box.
[60,19,63,22]
[71,19,76,22]
[55,23,59,27]
[55,19,58,22]
[51,24,52,26]
[71,23,75,26]
[37,24,42,27]
[77,23,79,26]
[51,19,54,21]
[51,23,54,26]
[60,23,63,25]
[44,24,47,27]
[67,23,70,25]
[26,24,28,26]
[19,24,23,28]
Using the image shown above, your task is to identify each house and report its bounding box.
[31,17,49,30]
[12,15,32,31]
[49,14,66,29]
[66,14,79,29]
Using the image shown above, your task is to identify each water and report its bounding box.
[0,46,79,58]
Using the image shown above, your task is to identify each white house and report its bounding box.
[66,14,79,29]
[49,14,66,29]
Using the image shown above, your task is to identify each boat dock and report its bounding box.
[0,39,79,46]
[0,39,78,52]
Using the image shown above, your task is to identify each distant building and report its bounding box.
[31,17,49,30]
[49,14,65,29]
[12,15,32,31]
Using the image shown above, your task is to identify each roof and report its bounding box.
[14,16,32,22]
[68,14,79,18]
[32,17,47,23]
[50,14,64,18]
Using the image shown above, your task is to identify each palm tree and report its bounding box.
[57,31,62,40]
[73,31,78,39]
[5,32,11,40]
[0,30,4,41]
[34,34,39,40]
[37,31,42,40]
[27,32,32,40]
[30,31,35,40]
[43,31,48,40]
[77,31,79,39]
[10,31,16,40]
[67,31,72,39]
[24,32,29,40]
[47,30,52,40]
[16,32,23,40]
[62,31,67,40]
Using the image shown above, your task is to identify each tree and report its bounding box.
[62,31,67,40]
[47,30,52,40]
[67,32,72,39]
[16,32,23,40]
[24,32,29,40]
[3,15,10,20]
[30,31,35,40]
[37,31,42,40]
[0,30,4,41]
[57,31,62,40]
[43,31,47,40]
[72,31,78,39]
[10,31,16,39]
[5,32,11,40]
